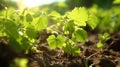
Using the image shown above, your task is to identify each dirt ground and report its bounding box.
[0,32,120,67]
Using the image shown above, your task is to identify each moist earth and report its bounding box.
[0,33,120,67]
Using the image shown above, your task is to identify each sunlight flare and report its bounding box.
[16,0,65,9]
[23,0,41,7]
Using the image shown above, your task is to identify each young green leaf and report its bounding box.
[67,7,88,26]
[103,33,110,41]
[9,37,22,52]
[88,14,99,29]
[63,21,75,34]
[57,35,66,48]
[35,17,48,31]
[50,11,61,19]
[63,44,80,56]
[73,28,88,43]
[26,27,37,39]
[47,35,66,49]
[21,36,31,53]
[26,13,33,22]
[20,15,24,21]
[97,40,104,48]
[47,35,56,49]
[72,45,81,56]
[4,19,19,38]
[99,33,110,41]
[14,58,28,67]
[97,33,110,49]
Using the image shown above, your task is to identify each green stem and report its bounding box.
[84,58,89,67]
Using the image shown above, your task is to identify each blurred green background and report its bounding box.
[0,0,120,33]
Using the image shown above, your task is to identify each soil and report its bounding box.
[0,32,120,67]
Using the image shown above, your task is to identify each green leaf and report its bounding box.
[57,2,68,7]
[57,35,66,48]
[9,37,22,52]
[72,45,81,56]
[103,33,110,41]
[63,44,71,54]
[73,28,87,43]
[50,11,61,17]
[4,19,19,38]
[47,35,56,49]
[99,32,110,41]
[50,11,62,20]
[26,27,37,39]
[113,0,120,4]
[47,35,66,49]
[88,14,99,29]
[21,36,31,52]
[63,44,80,56]
[63,21,75,34]
[26,13,33,22]
[20,15,24,21]
[14,58,28,67]
[35,17,48,31]
[67,7,88,26]
[97,41,104,48]
[97,33,110,49]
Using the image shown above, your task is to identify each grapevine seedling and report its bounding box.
[0,6,99,56]
[97,32,110,51]
[47,35,66,49]
[46,7,89,56]
[0,7,49,53]
[63,39,81,56]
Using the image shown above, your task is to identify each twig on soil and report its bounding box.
[86,52,99,60]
